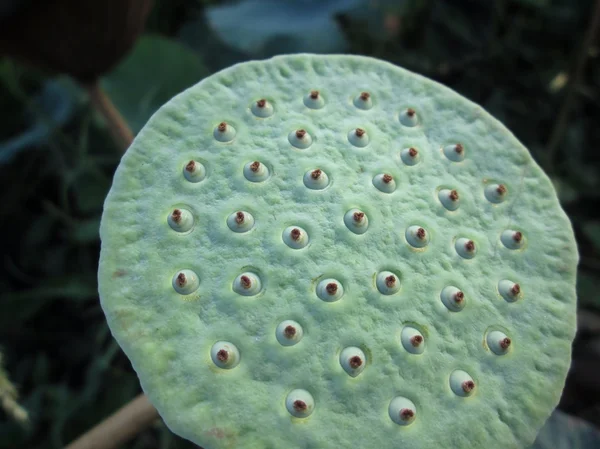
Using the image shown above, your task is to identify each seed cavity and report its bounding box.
[449,370,476,397]
[285,389,314,418]
[233,272,262,296]
[455,238,476,259]
[251,98,274,118]
[167,207,194,233]
[401,326,425,354]
[405,225,430,248]
[276,320,304,346]
[501,230,525,249]
[288,129,313,149]
[243,160,270,182]
[213,121,236,142]
[399,108,419,127]
[304,90,325,109]
[438,188,460,211]
[316,278,344,302]
[282,226,309,249]
[183,160,206,183]
[440,286,466,312]
[373,173,397,193]
[388,397,417,426]
[303,168,330,190]
[400,147,420,166]
[354,91,373,110]
[498,279,522,302]
[227,210,255,233]
[376,271,401,295]
[486,330,512,355]
[443,143,465,162]
[172,269,200,295]
[484,183,508,203]
[339,347,366,377]
[344,208,369,234]
[348,128,370,147]
[210,341,240,369]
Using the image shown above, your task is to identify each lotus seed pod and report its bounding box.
[304,90,325,109]
[282,226,309,249]
[353,91,373,110]
[167,208,194,233]
[251,98,274,118]
[243,160,270,182]
[99,55,578,449]
[275,320,304,346]
[373,173,396,193]
[339,346,366,377]
[210,341,240,369]
[376,271,401,295]
[449,369,476,397]
[183,160,206,183]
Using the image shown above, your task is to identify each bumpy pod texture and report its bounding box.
[98,55,578,449]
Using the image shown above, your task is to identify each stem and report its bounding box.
[65,394,159,449]
[546,0,600,172]
[84,80,134,152]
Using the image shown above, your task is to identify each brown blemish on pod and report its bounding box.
[353,212,365,223]
[407,108,416,117]
[296,129,307,139]
[409,147,418,158]
[235,211,245,224]
[217,349,229,362]
[355,128,366,138]
[217,122,227,133]
[326,283,338,295]
[385,275,396,288]
[311,169,322,179]
[500,338,512,350]
[310,90,320,99]
[383,174,393,184]
[185,161,195,172]
[455,143,464,154]
[462,380,475,393]
[290,228,302,241]
[256,99,267,108]
[465,240,475,252]
[176,272,186,287]
[349,356,363,369]
[454,291,464,304]
[294,400,307,412]
[250,161,261,172]
[171,209,182,224]
[410,335,423,347]
[240,275,252,289]
[416,227,426,240]
[513,231,523,243]
[511,284,521,296]
[284,325,297,338]
[449,190,459,201]
[400,409,414,421]
[497,184,507,195]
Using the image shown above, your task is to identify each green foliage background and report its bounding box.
[1,0,599,447]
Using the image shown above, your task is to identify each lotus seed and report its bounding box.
[167,208,194,233]
[376,271,401,295]
[303,168,330,190]
[399,107,419,127]
[455,238,476,258]
[353,91,372,110]
[288,129,312,149]
[285,389,314,418]
[282,226,309,249]
[498,279,522,302]
[243,161,270,182]
[373,173,396,193]
[400,146,420,166]
[347,127,369,147]
[213,121,236,142]
[183,160,206,183]
[450,370,476,397]
[440,286,466,312]
[226,210,255,233]
[401,326,425,354]
[501,230,525,249]
[251,98,274,118]
[487,330,512,355]
[344,208,369,234]
[438,188,460,211]
[210,341,240,369]
[316,278,344,302]
[443,143,465,162]
[276,320,304,346]
[339,347,366,377]
[485,183,508,203]
[233,272,262,296]
[172,269,199,295]
[304,90,325,109]
[406,225,430,248]
[388,397,417,426]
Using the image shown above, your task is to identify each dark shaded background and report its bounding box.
[1,0,599,448]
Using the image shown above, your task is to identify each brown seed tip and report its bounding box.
[311,169,322,179]
[353,211,365,222]
[383,174,393,184]
[455,143,464,154]
[408,147,418,157]
[326,282,338,295]
[355,128,366,137]
[172,209,182,223]
[385,275,396,288]
[284,325,297,338]
[176,272,186,287]
[360,91,370,101]
[310,90,319,99]
[250,161,261,172]
[218,122,227,132]
[500,337,512,350]
[407,108,416,117]
[416,227,426,240]
[235,211,245,224]
[217,349,228,362]
[349,356,363,369]
[185,160,195,172]
[400,409,415,421]
[256,99,267,108]
[293,400,307,411]
[449,189,459,201]
[513,231,523,243]
[295,129,306,139]
[497,184,507,195]
[290,228,302,241]
[510,284,521,296]
[462,380,475,393]
[454,291,464,303]
[411,335,423,347]
[240,275,252,289]
[465,240,475,252]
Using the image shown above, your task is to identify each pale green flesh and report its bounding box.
[98,54,578,449]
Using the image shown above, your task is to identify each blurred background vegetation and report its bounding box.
[1,0,600,448]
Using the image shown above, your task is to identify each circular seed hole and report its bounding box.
[376,271,401,295]
[440,286,466,312]
[400,147,420,166]
[344,209,369,235]
[498,279,522,302]
[348,128,370,147]
[399,108,419,127]
[449,370,476,397]
[303,168,330,190]
[486,330,512,355]
[232,272,262,296]
[339,347,366,377]
[282,226,309,249]
[288,129,312,149]
[172,269,200,295]
[167,208,194,233]
[501,230,525,250]
[373,173,396,193]
[353,91,373,110]
[285,389,315,418]
[438,188,460,211]
[210,341,240,369]
[443,143,465,162]
[243,161,270,182]
[213,121,236,142]
[484,183,508,203]
[405,225,430,248]
[304,90,325,109]
[251,98,274,118]
[455,238,476,259]
[401,326,425,355]
[316,278,344,303]
[275,320,304,346]
[183,160,206,183]
[388,397,417,426]
[227,211,255,233]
